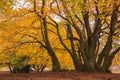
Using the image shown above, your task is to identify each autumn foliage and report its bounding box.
[0,0,120,73]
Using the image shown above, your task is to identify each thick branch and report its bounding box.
[97,5,119,65]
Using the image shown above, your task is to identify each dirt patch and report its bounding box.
[0,71,119,80]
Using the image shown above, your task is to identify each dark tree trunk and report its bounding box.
[42,17,60,71]
[37,0,61,71]
[47,48,61,71]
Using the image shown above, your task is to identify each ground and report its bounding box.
[0,71,120,80]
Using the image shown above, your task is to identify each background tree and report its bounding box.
[0,0,61,71]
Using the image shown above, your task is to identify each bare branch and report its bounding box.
[25,34,46,48]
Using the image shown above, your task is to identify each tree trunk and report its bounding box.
[72,56,82,71]
[47,48,61,71]
[43,17,60,71]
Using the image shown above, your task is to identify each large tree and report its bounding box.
[49,0,120,72]
[30,0,61,71]
[0,0,61,71]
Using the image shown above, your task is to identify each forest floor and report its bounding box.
[0,71,120,80]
